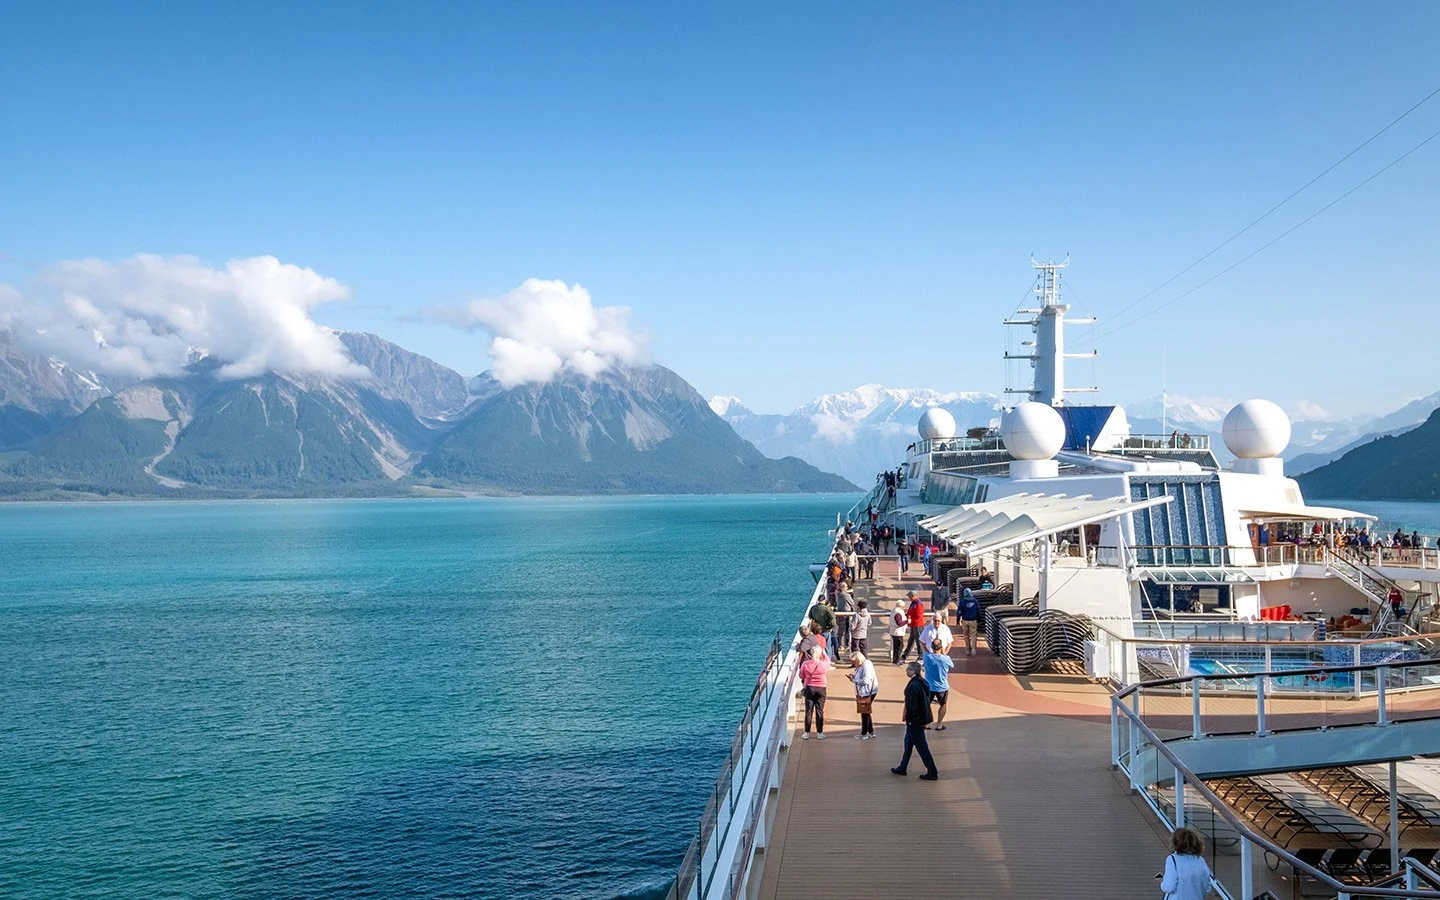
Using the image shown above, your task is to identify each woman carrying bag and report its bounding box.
[848,651,879,739]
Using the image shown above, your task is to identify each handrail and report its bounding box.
[1112,662,1440,898]
[1093,619,1440,648]
[1113,655,1440,701]
[668,571,829,900]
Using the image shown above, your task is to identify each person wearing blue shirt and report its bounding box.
[922,639,954,730]
[957,588,982,656]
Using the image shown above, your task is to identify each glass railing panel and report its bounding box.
[1136,684,1191,740]
[1181,786,1247,899]
[1388,666,1440,724]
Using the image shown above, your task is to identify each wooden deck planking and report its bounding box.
[756,558,1173,898]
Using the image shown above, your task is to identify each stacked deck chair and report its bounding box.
[932,558,968,586]
[990,609,1094,676]
[1037,610,1092,667]
[984,604,1035,655]
[971,583,1015,609]
[946,566,980,595]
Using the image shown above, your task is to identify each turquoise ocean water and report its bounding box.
[0,495,850,899]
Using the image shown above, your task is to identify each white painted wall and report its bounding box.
[1256,576,1375,620]
[1044,565,1132,630]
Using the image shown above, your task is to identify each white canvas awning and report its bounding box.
[1238,503,1377,523]
[918,492,1174,557]
[891,503,957,518]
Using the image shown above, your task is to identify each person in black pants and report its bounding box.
[891,662,939,780]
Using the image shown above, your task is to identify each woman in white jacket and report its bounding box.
[847,651,879,740]
[1160,826,1212,899]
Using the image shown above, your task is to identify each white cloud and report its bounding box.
[811,413,861,444]
[428,278,648,387]
[1292,399,1332,420]
[0,254,365,380]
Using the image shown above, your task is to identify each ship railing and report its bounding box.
[842,480,889,528]
[668,571,830,900]
[1089,621,1440,697]
[912,435,1008,455]
[1344,542,1440,572]
[1120,432,1211,450]
[1128,543,1331,568]
[1112,659,1440,899]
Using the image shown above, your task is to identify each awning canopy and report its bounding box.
[917,492,1174,557]
[891,503,956,518]
[1238,503,1377,523]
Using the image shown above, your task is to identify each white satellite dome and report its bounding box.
[1222,399,1291,459]
[917,407,957,440]
[1000,402,1066,461]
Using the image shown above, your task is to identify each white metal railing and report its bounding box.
[668,569,832,900]
[1089,622,1440,699]
[1113,660,1440,899]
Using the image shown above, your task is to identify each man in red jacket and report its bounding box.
[901,591,927,662]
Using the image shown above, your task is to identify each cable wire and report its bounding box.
[1090,121,1440,342]
[1102,84,1440,329]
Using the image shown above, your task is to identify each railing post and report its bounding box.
[1378,666,1389,725]
[1128,715,1142,791]
[1110,699,1120,768]
[1240,840,1254,899]
[1175,766,1186,828]
[1256,676,1268,736]
[1391,760,1401,876]
[1354,643,1363,701]
[1191,677,1203,739]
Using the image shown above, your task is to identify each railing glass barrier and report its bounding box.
[1113,660,1440,899]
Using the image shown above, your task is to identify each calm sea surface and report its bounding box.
[1310,498,1440,535]
[0,495,851,899]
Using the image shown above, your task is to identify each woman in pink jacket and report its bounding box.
[799,646,830,740]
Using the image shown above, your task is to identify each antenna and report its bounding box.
[1003,257,1099,406]
[1161,342,1168,436]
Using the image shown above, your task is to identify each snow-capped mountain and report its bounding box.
[714,385,1004,486]
[712,384,1440,485]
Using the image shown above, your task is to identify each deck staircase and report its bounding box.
[1325,549,1414,636]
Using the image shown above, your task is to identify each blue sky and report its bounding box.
[3,2,1439,417]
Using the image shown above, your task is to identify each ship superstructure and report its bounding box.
[670,263,1440,900]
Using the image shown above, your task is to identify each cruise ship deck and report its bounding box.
[755,559,1172,897]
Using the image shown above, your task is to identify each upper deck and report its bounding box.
[753,558,1172,897]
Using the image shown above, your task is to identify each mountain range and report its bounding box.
[1298,408,1440,501]
[713,386,1004,487]
[0,330,855,499]
[712,386,1440,490]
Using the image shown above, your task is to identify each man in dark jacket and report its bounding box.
[891,662,939,780]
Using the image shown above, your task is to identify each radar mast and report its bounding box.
[1004,258,1098,406]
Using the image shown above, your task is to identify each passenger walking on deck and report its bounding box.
[930,579,950,620]
[896,535,909,573]
[923,639,954,730]
[834,580,854,653]
[889,602,908,665]
[799,647,829,740]
[1158,826,1212,899]
[957,588,981,656]
[891,662,939,780]
[902,592,927,661]
[848,651,878,739]
[852,600,871,658]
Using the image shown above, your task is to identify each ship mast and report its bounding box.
[1004,258,1098,406]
